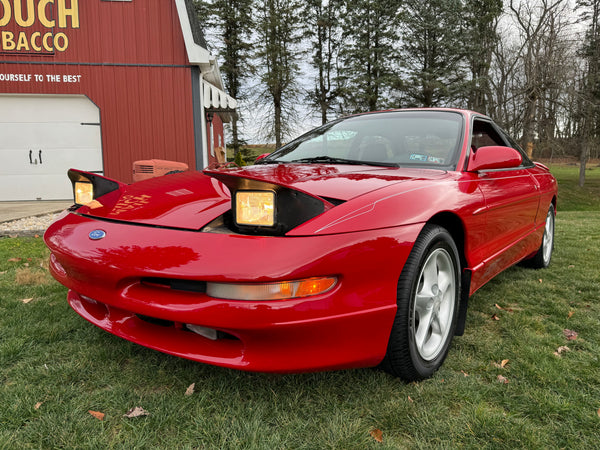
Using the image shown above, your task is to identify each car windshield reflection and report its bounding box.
[261,110,464,170]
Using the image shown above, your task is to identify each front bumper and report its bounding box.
[46,211,421,372]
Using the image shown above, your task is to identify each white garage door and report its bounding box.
[0,94,103,201]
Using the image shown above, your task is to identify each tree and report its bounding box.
[400,0,467,107]
[577,0,600,186]
[463,0,503,114]
[255,0,303,148]
[303,0,343,125]
[507,0,570,153]
[194,0,254,158]
[338,0,400,113]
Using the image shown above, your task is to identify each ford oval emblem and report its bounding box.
[89,229,106,240]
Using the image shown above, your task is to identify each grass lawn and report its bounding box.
[1,165,599,448]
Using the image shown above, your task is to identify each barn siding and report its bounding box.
[1,0,217,184]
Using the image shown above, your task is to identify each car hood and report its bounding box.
[78,164,449,230]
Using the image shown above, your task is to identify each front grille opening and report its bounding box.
[184,324,239,341]
[135,314,239,341]
[136,314,174,327]
[142,277,207,293]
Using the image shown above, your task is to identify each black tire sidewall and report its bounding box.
[383,224,461,381]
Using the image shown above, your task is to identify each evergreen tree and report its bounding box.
[338,0,400,113]
[255,0,303,148]
[400,0,467,107]
[195,0,254,158]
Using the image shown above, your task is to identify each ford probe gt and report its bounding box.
[44,109,557,381]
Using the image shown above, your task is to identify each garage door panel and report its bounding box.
[0,94,103,201]
[0,95,100,123]
[0,123,102,149]
[0,173,74,201]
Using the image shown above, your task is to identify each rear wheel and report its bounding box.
[522,204,555,269]
[381,224,460,381]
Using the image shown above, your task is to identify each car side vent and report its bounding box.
[142,277,207,293]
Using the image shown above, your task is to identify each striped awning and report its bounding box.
[203,81,237,114]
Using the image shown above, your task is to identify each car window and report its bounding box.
[471,119,506,149]
[471,119,534,168]
[264,111,464,169]
[497,128,534,167]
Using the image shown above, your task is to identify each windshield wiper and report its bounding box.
[255,158,287,165]
[290,156,398,167]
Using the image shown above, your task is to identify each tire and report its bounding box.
[522,204,555,269]
[380,224,461,381]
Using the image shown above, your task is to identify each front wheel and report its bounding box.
[522,204,555,269]
[380,224,460,381]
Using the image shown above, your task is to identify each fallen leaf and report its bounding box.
[34,234,40,238]
[497,375,509,384]
[88,410,105,421]
[123,406,149,418]
[563,329,578,341]
[568,265,575,269]
[495,303,503,310]
[597,408,600,418]
[21,298,34,304]
[491,314,500,321]
[539,279,543,283]
[492,359,509,369]
[553,346,570,357]
[184,383,195,396]
[23,263,29,267]
[568,311,574,319]
[407,396,414,403]
[369,428,383,443]
[461,370,469,377]
[8,258,22,262]
[34,402,43,410]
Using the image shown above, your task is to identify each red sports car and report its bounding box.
[45,109,557,381]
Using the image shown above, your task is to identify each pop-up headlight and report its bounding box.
[68,169,121,207]
[235,191,275,227]
[205,170,333,236]
[74,181,94,205]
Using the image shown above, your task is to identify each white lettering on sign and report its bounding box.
[0,72,82,83]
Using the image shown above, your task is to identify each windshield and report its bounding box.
[261,110,464,169]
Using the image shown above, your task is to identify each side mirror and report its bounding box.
[467,146,522,172]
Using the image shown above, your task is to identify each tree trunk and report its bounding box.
[579,144,588,187]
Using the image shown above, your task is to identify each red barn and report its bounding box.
[0,0,236,200]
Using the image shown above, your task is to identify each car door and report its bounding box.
[470,118,541,285]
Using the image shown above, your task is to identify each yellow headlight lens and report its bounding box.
[236,191,275,226]
[74,181,94,205]
[207,277,338,301]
